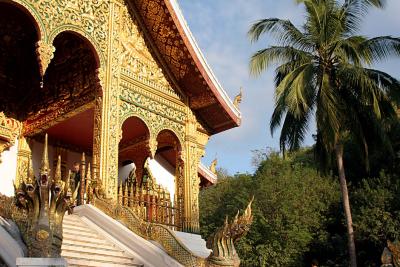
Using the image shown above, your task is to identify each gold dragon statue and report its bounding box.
[0,134,79,257]
[206,197,254,267]
[382,240,400,267]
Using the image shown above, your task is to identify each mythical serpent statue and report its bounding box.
[0,134,79,257]
[206,197,254,267]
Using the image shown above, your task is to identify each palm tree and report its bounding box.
[248,0,400,266]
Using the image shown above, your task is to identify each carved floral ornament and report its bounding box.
[118,96,187,164]
[0,112,22,159]
[35,40,55,78]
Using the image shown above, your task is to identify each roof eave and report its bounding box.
[164,0,242,132]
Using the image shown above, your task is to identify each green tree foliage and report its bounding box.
[200,147,400,266]
[200,151,339,266]
[351,173,400,265]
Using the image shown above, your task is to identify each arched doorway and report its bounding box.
[24,31,102,181]
[154,129,183,229]
[0,2,41,195]
[0,2,41,119]
[117,119,183,229]
[118,116,151,184]
[154,129,182,201]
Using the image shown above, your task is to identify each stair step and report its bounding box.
[62,244,126,257]
[63,233,110,245]
[63,224,98,234]
[61,240,117,250]
[63,228,100,239]
[65,257,144,267]
[62,250,135,264]
[63,215,83,223]
[61,214,144,267]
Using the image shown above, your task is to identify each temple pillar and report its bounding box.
[97,1,122,200]
[175,153,185,231]
[92,87,103,191]
[182,112,206,233]
[98,73,119,199]
[15,137,31,188]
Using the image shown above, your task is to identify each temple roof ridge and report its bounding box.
[167,0,241,119]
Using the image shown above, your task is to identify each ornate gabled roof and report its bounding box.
[128,0,241,134]
[198,163,217,185]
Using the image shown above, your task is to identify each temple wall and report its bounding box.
[149,155,175,201]
[0,139,18,196]
[118,162,134,184]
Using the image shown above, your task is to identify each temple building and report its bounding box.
[0,1,253,267]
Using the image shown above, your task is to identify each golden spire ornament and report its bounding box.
[40,134,50,175]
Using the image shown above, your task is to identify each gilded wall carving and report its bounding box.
[12,0,108,64]
[119,88,185,146]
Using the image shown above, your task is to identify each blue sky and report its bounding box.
[178,0,400,175]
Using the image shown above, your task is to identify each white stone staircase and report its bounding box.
[62,214,144,267]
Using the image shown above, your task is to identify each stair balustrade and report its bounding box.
[118,175,180,230]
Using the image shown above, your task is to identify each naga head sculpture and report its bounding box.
[206,197,254,267]
[11,134,79,257]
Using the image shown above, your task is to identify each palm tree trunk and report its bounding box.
[335,143,357,267]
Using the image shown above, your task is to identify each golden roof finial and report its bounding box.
[233,87,243,109]
[86,162,91,181]
[118,181,123,195]
[26,156,35,185]
[40,134,50,174]
[64,169,71,189]
[54,155,62,182]
[210,158,218,174]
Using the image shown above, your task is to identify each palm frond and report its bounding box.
[279,110,312,153]
[333,35,367,66]
[249,46,313,76]
[364,68,400,105]
[248,18,312,51]
[360,36,400,63]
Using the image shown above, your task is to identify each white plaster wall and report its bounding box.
[117,155,176,201]
[0,138,18,196]
[119,162,135,183]
[149,155,175,201]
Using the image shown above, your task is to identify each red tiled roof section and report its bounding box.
[129,0,241,134]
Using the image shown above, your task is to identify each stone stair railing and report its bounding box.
[93,195,203,267]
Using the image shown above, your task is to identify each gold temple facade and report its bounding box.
[0,0,241,234]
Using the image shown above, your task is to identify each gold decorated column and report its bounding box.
[97,1,121,199]
[92,77,103,191]
[183,111,207,233]
[15,136,31,188]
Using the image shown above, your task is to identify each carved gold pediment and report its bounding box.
[118,5,174,94]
